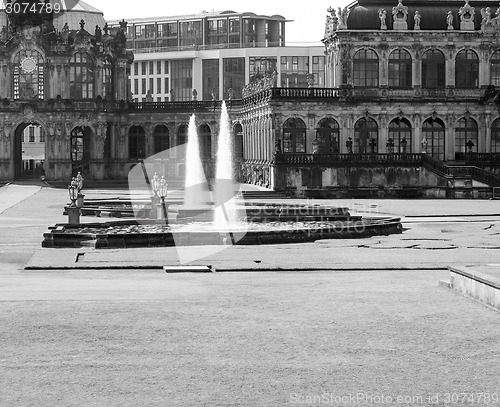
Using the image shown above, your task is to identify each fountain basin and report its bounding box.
[42,217,402,249]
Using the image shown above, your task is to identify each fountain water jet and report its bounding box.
[183,114,212,208]
[214,101,241,227]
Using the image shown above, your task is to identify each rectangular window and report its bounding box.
[149,78,154,93]
[157,78,162,94]
[145,24,155,39]
[141,62,146,75]
[203,59,219,100]
[29,127,35,142]
[249,57,277,81]
[149,61,154,75]
[141,78,146,94]
[134,78,138,94]
[281,56,309,88]
[223,58,245,99]
[312,56,325,87]
[164,61,169,74]
[171,60,192,101]
[157,61,162,75]
[165,77,170,93]
[179,21,203,48]
[134,62,138,76]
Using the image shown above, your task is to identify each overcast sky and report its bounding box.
[96,0,350,44]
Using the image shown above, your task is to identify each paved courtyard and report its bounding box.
[1,183,499,406]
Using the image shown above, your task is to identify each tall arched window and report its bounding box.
[490,51,500,86]
[199,124,212,160]
[422,118,445,160]
[177,124,187,146]
[128,126,145,160]
[153,125,169,154]
[13,49,44,100]
[388,49,412,88]
[70,126,91,174]
[316,118,340,153]
[69,52,94,99]
[102,56,114,99]
[422,49,445,89]
[354,118,378,153]
[234,123,244,159]
[389,118,412,153]
[455,50,479,88]
[283,118,306,153]
[455,117,478,158]
[353,49,379,87]
[491,118,500,152]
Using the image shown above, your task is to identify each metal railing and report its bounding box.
[274,153,423,165]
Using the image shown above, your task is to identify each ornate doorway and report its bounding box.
[14,122,45,179]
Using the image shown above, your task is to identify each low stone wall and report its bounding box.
[449,266,500,311]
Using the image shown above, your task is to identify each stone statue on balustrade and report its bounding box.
[392,0,409,30]
[458,0,475,30]
[447,11,454,30]
[338,7,350,29]
[379,9,388,30]
[324,7,339,38]
[414,11,421,30]
[480,7,500,33]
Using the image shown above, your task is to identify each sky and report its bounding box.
[95,0,350,45]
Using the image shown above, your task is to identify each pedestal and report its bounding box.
[156,202,169,223]
[150,196,160,219]
[67,206,81,225]
[77,193,85,208]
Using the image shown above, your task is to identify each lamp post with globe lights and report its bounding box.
[150,172,160,219]
[67,178,81,225]
[76,172,85,208]
[156,176,168,223]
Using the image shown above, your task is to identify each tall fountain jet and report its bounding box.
[184,114,211,208]
[214,101,240,226]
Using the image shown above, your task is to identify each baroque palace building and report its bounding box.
[1,0,500,198]
[240,0,500,197]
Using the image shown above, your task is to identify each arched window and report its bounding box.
[69,52,94,99]
[422,118,445,160]
[283,118,306,153]
[128,126,145,160]
[153,125,169,154]
[177,124,187,146]
[388,49,412,88]
[455,117,478,158]
[422,49,445,89]
[354,118,378,153]
[455,50,479,88]
[491,118,500,152]
[102,56,114,99]
[70,127,91,174]
[353,49,379,87]
[199,124,212,160]
[13,49,44,100]
[234,123,244,159]
[316,118,340,153]
[389,118,412,153]
[490,51,500,86]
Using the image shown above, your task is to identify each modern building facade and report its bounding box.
[107,11,326,103]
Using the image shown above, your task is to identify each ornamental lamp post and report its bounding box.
[150,172,160,219]
[76,172,85,208]
[67,178,81,225]
[156,176,168,223]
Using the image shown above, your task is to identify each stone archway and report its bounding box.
[13,121,46,179]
